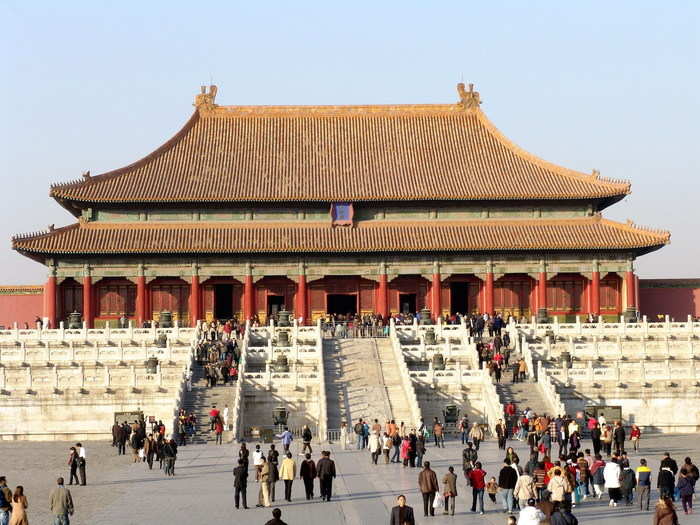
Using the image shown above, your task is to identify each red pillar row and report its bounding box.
[590,271,600,316]
[136,276,146,327]
[484,272,494,314]
[626,270,637,310]
[537,272,547,312]
[296,275,308,324]
[82,276,93,328]
[243,275,255,321]
[376,273,388,319]
[44,276,57,329]
[431,273,441,318]
[190,275,201,327]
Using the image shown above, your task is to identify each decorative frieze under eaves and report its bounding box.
[51,253,635,281]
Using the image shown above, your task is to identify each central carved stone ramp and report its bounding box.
[180,363,236,444]
[324,338,412,431]
[494,380,552,418]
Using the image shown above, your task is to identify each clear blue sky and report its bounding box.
[1,1,698,283]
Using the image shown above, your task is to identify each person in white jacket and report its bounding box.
[603,458,621,507]
[518,498,545,525]
[368,431,381,465]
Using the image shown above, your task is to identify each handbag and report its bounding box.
[433,492,444,508]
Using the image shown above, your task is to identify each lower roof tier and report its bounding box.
[12,216,669,261]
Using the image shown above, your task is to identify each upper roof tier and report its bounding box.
[50,84,630,208]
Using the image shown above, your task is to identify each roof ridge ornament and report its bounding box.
[457,82,481,109]
[194,85,218,112]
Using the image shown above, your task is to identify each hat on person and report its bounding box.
[527,498,537,506]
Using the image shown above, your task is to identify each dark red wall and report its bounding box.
[0,288,44,328]
[639,279,700,320]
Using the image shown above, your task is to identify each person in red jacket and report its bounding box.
[468,462,487,514]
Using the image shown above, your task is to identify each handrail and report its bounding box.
[316,319,328,443]
[537,361,566,416]
[230,322,250,442]
[389,325,423,429]
[480,368,503,437]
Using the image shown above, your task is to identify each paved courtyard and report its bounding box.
[1,433,700,524]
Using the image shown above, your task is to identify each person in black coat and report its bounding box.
[658,466,676,500]
[316,451,337,502]
[233,459,248,509]
[389,494,416,525]
[613,422,626,455]
[661,453,679,475]
[299,453,317,500]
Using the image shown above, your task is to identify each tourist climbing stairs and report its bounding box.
[180,363,237,444]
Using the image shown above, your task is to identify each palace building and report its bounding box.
[12,84,669,327]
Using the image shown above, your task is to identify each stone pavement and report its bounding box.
[2,433,700,524]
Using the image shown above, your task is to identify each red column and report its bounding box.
[136,276,146,327]
[431,273,441,318]
[484,272,494,314]
[44,276,57,329]
[243,275,255,321]
[82,276,93,328]
[625,271,636,311]
[538,272,547,312]
[190,275,201,327]
[376,274,388,319]
[297,275,308,324]
[590,271,600,316]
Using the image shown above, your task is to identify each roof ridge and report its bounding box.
[600,217,671,243]
[473,108,631,194]
[50,110,201,194]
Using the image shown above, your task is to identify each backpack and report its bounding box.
[392,434,401,446]
[354,423,363,435]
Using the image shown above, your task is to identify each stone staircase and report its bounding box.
[323,338,413,430]
[495,382,553,417]
[180,364,236,444]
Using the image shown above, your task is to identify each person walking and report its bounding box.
[299,453,317,500]
[263,508,288,525]
[389,494,415,525]
[49,478,74,525]
[653,496,679,525]
[468,462,487,515]
[67,447,79,486]
[316,451,336,502]
[636,458,652,511]
[0,477,12,525]
[301,425,313,455]
[498,459,518,514]
[433,419,444,448]
[75,443,86,486]
[677,469,695,514]
[658,465,676,500]
[276,427,293,454]
[514,469,536,510]
[442,466,458,516]
[496,419,507,450]
[418,461,439,517]
[629,424,641,452]
[613,422,626,456]
[256,456,271,508]
[469,422,484,451]
[620,460,636,506]
[9,485,28,525]
[519,498,545,525]
[144,434,156,469]
[253,445,265,482]
[279,453,296,503]
[603,458,622,507]
[233,459,249,509]
[368,432,381,465]
[415,435,426,468]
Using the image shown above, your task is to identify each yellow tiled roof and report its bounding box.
[12,216,669,257]
[50,85,630,204]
